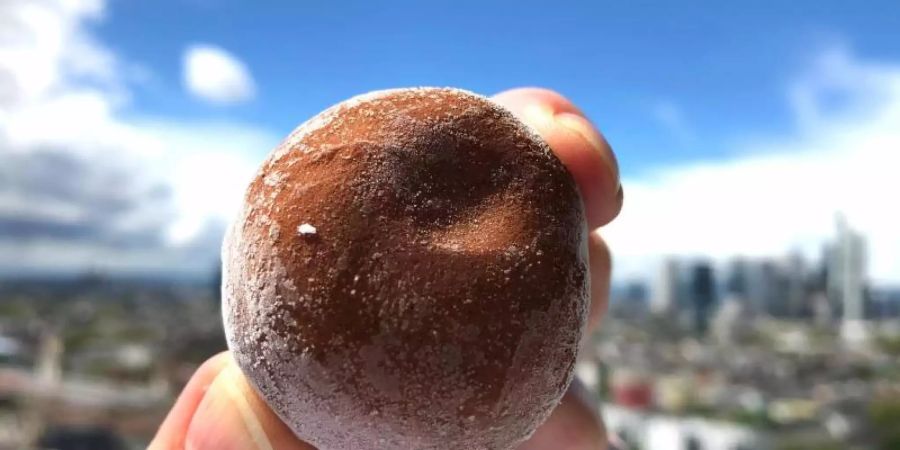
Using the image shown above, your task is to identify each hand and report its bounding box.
[149,88,622,450]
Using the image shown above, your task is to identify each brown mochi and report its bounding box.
[222,87,590,450]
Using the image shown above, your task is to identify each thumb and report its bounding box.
[150,353,313,450]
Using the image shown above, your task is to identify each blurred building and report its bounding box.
[759,260,793,318]
[783,251,809,318]
[724,258,749,299]
[611,279,652,320]
[725,256,812,319]
[727,259,762,315]
[624,280,650,308]
[870,287,900,318]
[688,262,716,336]
[827,216,869,344]
[712,295,753,345]
[652,258,681,316]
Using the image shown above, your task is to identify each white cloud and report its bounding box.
[606,46,900,286]
[651,100,695,146]
[0,0,277,277]
[131,120,277,245]
[183,44,256,105]
[786,44,899,131]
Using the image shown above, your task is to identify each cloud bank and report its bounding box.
[605,46,900,286]
[1,1,898,287]
[0,0,276,277]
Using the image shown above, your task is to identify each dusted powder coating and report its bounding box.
[222,88,590,450]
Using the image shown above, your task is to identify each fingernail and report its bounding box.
[186,365,275,450]
[554,112,620,181]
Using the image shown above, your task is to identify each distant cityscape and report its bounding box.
[583,216,900,450]
[0,217,897,449]
[0,276,225,449]
[619,215,898,329]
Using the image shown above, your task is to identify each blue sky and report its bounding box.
[97,0,900,172]
[1,0,899,284]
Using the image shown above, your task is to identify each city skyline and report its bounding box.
[611,215,900,338]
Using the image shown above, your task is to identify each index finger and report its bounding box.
[492,88,622,227]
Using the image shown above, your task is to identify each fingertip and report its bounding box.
[552,111,621,226]
[554,112,619,182]
[493,87,587,117]
[491,88,622,227]
[587,230,612,334]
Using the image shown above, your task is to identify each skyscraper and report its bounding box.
[688,261,715,335]
[743,261,770,315]
[784,251,808,318]
[724,258,749,299]
[828,215,868,343]
[652,258,680,315]
[760,260,790,318]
